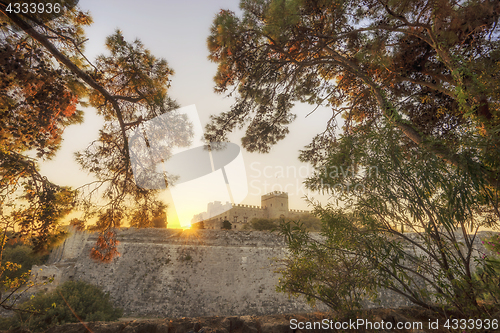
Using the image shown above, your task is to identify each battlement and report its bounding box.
[289,209,309,213]
[233,204,264,209]
[192,191,310,228]
[261,191,288,200]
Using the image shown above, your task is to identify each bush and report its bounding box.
[221,220,232,230]
[1,243,49,285]
[249,218,277,231]
[12,280,122,332]
[0,240,49,295]
[287,214,322,232]
[278,126,500,316]
[245,215,321,232]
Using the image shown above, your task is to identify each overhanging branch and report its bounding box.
[0,9,130,164]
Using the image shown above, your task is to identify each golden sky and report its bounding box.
[38,0,334,228]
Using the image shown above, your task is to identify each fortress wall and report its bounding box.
[227,206,267,222]
[47,229,89,263]
[203,206,268,229]
[32,229,493,318]
[286,210,311,219]
[35,229,323,317]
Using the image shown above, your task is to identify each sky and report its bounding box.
[38,0,336,228]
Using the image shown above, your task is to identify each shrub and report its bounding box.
[12,280,122,332]
[278,126,500,317]
[221,220,232,230]
[250,218,277,231]
[287,214,322,232]
[1,243,49,284]
[69,218,86,231]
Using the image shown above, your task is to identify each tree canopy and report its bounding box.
[0,1,90,252]
[206,0,500,189]
[0,1,182,264]
[12,280,122,332]
[207,0,500,316]
[279,124,499,315]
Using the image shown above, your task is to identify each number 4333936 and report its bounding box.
[443,318,498,331]
[4,2,61,14]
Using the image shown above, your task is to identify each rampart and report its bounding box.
[31,229,492,318]
[194,192,312,230]
[33,229,325,317]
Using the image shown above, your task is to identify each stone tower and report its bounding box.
[261,191,289,219]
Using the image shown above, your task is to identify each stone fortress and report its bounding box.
[30,229,327,317]
[191,191,310,229]
[29,228,491,318]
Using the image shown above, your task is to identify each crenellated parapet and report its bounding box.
[192,191,312,229]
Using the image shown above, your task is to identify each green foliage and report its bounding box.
[206,0,500,189]
[474,233,500,304]
[288,214,322,232]
[0,6,86,306]
[221,220,232,230]
[483,234,500,263]
[208,0,500,316]
[0,229,66,312]
[277,211,377,310]
[0,230,67,305]
[129,202,168,229]
[12,280,122,332]
[0,238,51,314]
[474,262,500,306]
[249,218,277,231]
[75,29,188,237]
[279,125,500,316]
[245,214,321,232]
[1,242,49,285]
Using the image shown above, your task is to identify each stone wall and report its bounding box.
[31,228,493,318]
[32,229,325,317]
[261,191,289,218]
[192,191,312,230]
[203,205,267,229]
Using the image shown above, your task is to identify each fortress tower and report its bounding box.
[192,191,310,229]
[261,191,288,219]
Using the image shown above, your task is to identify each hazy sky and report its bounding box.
[39,0,336,228]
